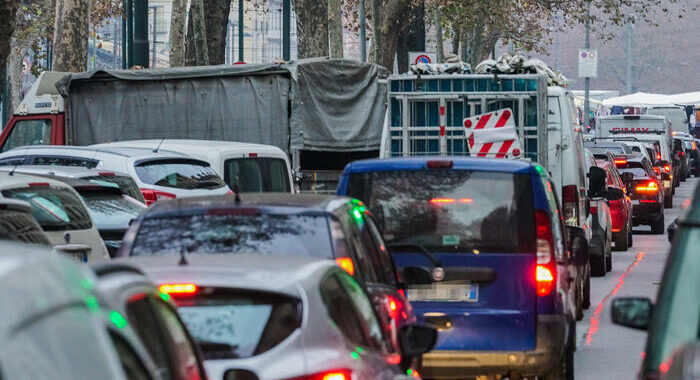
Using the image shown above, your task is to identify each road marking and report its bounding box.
[583,251,646,347]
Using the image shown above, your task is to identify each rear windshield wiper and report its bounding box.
[197,340,240,359]
[387,243,445,281]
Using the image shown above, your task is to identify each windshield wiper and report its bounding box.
[387,243,445,281]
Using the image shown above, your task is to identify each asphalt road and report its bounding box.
[574,177,698,380]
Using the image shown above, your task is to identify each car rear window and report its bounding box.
[80,192,144,229]
[83,175,145,203]
[33,156,99,168]
[590,146,626,155]
[347,170,534,253]
[224,157,290,193]
[0,209,51,245]
[130,212,333,257]
[174,289,301,360]
[616,162,648,177]
[134,159,227,190]
[1,186,92,231]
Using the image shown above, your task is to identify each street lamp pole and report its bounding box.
[359,0,366,62]
[238,0,244,62]
[584,1,591,130]
[282,0,290,61]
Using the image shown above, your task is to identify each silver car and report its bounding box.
[129,254,436,380]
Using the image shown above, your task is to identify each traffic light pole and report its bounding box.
[133,0,149,67]
[126,0,134,67]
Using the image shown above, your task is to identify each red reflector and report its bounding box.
[426,160,453,169]
[140,188,176,206]
[335,258,355,276]
[430,197,455,204]
[249,153,258,157]
[28,182,50,187]
[536,265,555,296]
[159,283,197,295]
[98,172,116,176]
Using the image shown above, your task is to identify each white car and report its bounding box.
[0,145,231,205]
[0,171,109,262]
[93,139,294,193]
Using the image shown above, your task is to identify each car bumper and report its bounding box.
[420,315,568,379]
[632,201,663,223]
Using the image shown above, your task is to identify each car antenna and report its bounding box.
[7,164,19,176]
[178,251,188,266]
[153,137,165,153]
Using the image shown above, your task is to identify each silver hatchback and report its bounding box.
[129,254,436,380]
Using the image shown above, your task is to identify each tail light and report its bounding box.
[636,181,659,193]
[140,188,176,206]
[589,205,598,215]
[28,182,50,187]
[284,369,352,380]
[535,210,556,297]
[158,283,197,295]
[561,185,579,225]
[614,159,627,166]
[335,257,355,276]
[663,165,671,173]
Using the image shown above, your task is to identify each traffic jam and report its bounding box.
[0,57,698,380]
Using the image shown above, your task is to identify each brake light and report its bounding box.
[430,197,455,204]
[663,165,671,173]
[249,152,258,157]
[636,181,659,193]
[653,167,660,175]
[98,171,115,176]
[140,188,176,206]
[335,257,355,276]
[561,185,579,225]
[614,159,627,166]
[535,210,556,297]
[284,369,352,380]
[28,182,50,187]
[590,205,598,214]
[386,294,400,320]
[158,283,197,295]
[426,160,453,169]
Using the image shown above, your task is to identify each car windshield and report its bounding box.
[175,290,301,360]
[80,192,144,229]
[1,186,92,231]
[83,175,145,203]
[224,157,290,193]
[346,170,534,253]
[134,159,227,190]
[130,212,332,257]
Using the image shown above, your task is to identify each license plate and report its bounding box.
[62,251,88,263]
[407,282,478,302]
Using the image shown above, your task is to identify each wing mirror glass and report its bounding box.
[224,369,259,380]
[399,323,438,357]
[611,297,653,330]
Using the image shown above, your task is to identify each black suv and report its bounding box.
[614,154,665,234]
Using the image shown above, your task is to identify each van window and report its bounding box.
[224,158,290,193]
[548,96,562,128]
[347,170,535,253]
[1,186,92,231]
[135,159,226,190]
[1,119,52,152]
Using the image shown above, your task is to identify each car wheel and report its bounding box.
[575,279,583,321]
[591,254,605,277]
[583,270,591,309]
[605,238,612,272]
[651,213,665,235]
[628,228,633,248]
[542,330,575,380]
[664,194,673,209]
[614,228,629,251]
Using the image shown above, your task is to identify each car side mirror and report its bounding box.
[606,187,624,201]
[587,166,607,198]
[224,369,259,380]
[398,323,438,357]
[611,297,653,331]
[621,172,635,183]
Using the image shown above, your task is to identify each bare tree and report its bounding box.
[0,0,21,74]
[295,0,329,58]
[190,0,208,65]
[203,0,232,65]
[168,0,187,67]
[52,0,91,72]
[328,0,343,58]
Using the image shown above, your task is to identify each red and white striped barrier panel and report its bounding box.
[464,108,522,158]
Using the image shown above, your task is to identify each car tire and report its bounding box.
[583,271,591,309]
[614,228,629,251]
[575,279,584,321]
[591,254,605,277]
[664,194,673,209]
[628,228,633,248]
[651,214,665,235]
[542,329,575,380]
[605,238,612,272]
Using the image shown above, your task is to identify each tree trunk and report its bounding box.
[190,0,209,65]
[185,9,195,66]
[168,0,187,67]
[374,0,411,70]
[396,0,425,73]
[451,25,460,55]
[433,4,443,62]
[294,0,329,58]
[0,0,20,73]
[7,44,23,113]
[370,0,381,64]
[52,0,91,72]
[203,0,232,65]
[328,0,343,58]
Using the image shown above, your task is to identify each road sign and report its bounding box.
[409,52,437,65]
[578,49,598,78]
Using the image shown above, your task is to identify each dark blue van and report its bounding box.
[338,157,577,379]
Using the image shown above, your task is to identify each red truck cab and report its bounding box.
[0,72,68,153]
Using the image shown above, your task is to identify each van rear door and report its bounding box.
[345,169,538,351]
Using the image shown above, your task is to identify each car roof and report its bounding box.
[143,193,352,217]
[0,165,130,178]
[614,153,645,162]
[26,173,124,194]
[94,140,288,158]
[599,115,667,121]
[121,254,336,297]
[343,156,536,174]
[0,171,75,190]
[4,145,191,160]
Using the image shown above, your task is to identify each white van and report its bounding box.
[648,106,689,134]
[94,140,293,193]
